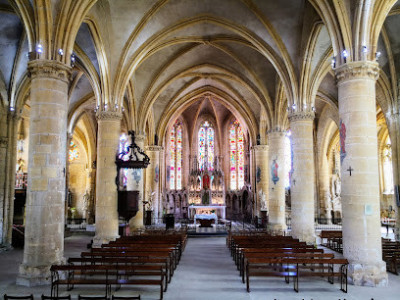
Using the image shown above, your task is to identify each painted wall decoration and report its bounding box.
[256,166,261,183]
[133,169,142,184]
[271,159,279,185]
[154,164,159,183]
[339,119,347,164]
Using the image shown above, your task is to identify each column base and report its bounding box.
[348,261,388,287]
[92,235,119,248]
[129,213,144,231]
[267,223,287,235]
[17,259,65,286]
[291,229,316,245]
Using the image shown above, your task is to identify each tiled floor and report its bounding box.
[1,233,400,300]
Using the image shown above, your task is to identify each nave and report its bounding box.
[2,234,400,300]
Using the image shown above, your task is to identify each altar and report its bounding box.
[194,213,218,227]
[188,205,226,220]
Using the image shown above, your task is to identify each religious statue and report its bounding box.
[82,190,90,222]
[331,171,341,198]
[258,189,267,211]
[203,173,210,190]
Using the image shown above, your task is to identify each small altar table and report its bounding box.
[194,213,218,227]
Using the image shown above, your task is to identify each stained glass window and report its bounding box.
[69,141,80,162]
[229,120,245,190]
[198,121,214,171]
[229,124,236,190]
[170,122,183,190]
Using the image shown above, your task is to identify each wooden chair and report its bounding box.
[4,295,34,300]
[111,296,141,300]
[41,296,71,300]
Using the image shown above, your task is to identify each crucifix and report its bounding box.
[347,166,354,176]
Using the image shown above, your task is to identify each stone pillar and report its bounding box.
[334,61,387,286]
[253,145,269,217]
[0,134,9,245]
[319,152,332,222]
[129,133,146,229]
[267,130,287,234]
[390,112,400,240]
[17,60,71,286]
[289,112,316,244]
[145,146,163,224]
[93,111,121,246]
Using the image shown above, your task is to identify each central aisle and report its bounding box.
[164,236,249,300]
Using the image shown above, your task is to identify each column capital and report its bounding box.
[288,111,315,122]
[0,137,8,148]
[28,59,71,83]
[96,111,122,121]
[335,61,379,83]
[252,145,269,151]
[145,145,164,152]
[135,132,146,143]
[267,128,286,137]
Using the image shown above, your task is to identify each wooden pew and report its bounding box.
[50,264,164,299]
[245,257,348,293]
[319,231,342,253]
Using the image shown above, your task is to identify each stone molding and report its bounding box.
[135,133,146,143]
[145,145,164,151]
[252,145,269,151]
[288,111,315,122]
[335,61,380,83]
[28,59,71,83]
[0,137,8,148]
[96,111,122,121]
[267,129,286,137]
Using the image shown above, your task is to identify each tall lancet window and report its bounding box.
[170,122,183,190]
[383,137,393,194]
[198,121,214,171]
[229,120,244,190]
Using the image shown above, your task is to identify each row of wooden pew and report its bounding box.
[227,232,348,293]
[382,238,400,275]
[50,232,187,300]
[319,230,400,276]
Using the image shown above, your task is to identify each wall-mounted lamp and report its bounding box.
[58,49,64,56]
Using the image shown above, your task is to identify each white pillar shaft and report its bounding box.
[18,60,70,286]
[93,112,121,245]
[254,145,268,216]
[289,112,316,244]
[268,131,287,233]
[145,146,163,224]
[336,61,387,286]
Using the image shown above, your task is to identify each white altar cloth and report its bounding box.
[194,213,218,224]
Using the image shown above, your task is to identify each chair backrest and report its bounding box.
[4,295,34,300]
[41,295,71,300]
[111,296,141,300]
[78,296,108,300]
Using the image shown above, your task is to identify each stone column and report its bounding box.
[335,61,387,286]
[129,133,146,229]
[145,146,163,224]
[253,145,269,217]
[267,130,287,234]
[319,152,332,222]
[17,60,71,286]
[289,112,316,244]
[390,112,400,240]
[0,134,9,246]
[93,111,121,246]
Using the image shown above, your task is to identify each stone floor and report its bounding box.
[1,233,400,300]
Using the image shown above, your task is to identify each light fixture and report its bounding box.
[70,54,76,67]
[376,51,381,60]
[362,46,368,53]
[286,130,292,137]
[292,103,296,110]
[342,49,348,63]
[10,106,15,112]
[331,57,336,68]
[104,103,108,110]
[312,106,316,112]
[58,48,64,56]
[36,44,43,54]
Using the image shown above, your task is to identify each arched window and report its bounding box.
[170,122,183,190]
[198,121,214,171]
[229,120,244,190]
[383,137,393,194]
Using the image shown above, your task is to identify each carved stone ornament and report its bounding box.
[288,111,315,122]
[0,137,8,148]
[96,111,122,121]
[252,145,269,151]
[335,61,380,83]
[145,145,164,152]
[267,128,286,136]
[28,59,71,83]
